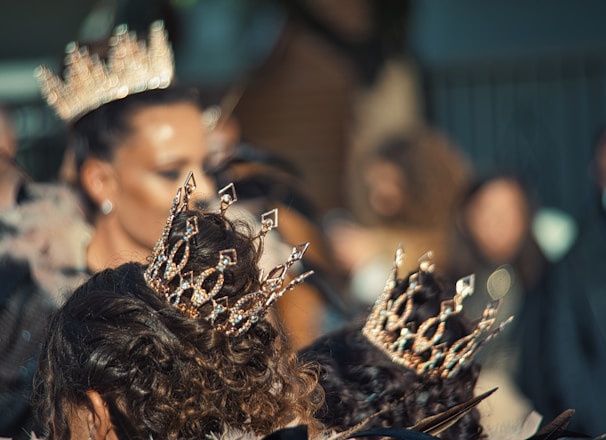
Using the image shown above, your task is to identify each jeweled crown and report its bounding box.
[35,21,174,122]
[144,172,313,336]
[362,246,513,379]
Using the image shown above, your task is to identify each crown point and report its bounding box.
[456,274,475,299]
[150,20,164,31]
[184,171,196,192]
[260,209,279,233]
[65,41,77,53]
[114,23,128,35]
[290,242,309,261]
[395,244,404,263]
[418,251,435,272]
[218,183,237,214]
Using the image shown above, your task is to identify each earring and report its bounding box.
[100,199,113,215]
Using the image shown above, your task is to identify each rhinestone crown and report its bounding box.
[144,173,313,336]
[36,21,174,122]
[362,246,513,379]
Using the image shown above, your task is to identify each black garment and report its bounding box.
[0,258,56,439]
[516,213,606,435]
[262,425,440,440]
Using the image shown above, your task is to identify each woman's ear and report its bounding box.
[86,390,118,440]
[79,158,117,208]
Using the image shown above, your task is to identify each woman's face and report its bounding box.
[106,102,215,252]
[464,178,530,264]
[364,159,407,219]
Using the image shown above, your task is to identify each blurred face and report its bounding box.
[464,179,530,264]
[107,102,215,252]
[206,115,241,170]
[364,159,407,219]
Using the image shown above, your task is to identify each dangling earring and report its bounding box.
[100,199,113,215]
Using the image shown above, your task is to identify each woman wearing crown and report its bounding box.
[0,22,224,438]
[36,19,325,353]
[33,175,325,440]
[36,21,218,273]
[299,249,512,440]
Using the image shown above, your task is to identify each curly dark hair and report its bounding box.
[299,269,483,440]
[34,211,324,440]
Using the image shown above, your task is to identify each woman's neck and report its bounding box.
[87,215,150,273]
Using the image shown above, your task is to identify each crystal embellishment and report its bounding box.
[362,246,513,379]
[144,175,313,336]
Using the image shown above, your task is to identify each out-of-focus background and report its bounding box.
[3,0,606,434]
[3,0,606,218]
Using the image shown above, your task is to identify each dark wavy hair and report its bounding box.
[299,269,483,440]
[34,211,324,440]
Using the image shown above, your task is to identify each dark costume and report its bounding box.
[516,204,606,435]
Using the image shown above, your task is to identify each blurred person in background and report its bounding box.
[33,181,325,440]
[0,105,91,436]
[443,173,546,434]
[0,22,217,438]
[299,250,513,440]
[325,127,469,311]
[445,174,548,321]
[515,128,606,435]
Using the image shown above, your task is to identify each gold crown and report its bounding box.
[362,246,513,380]
[35,21,174,122]
[144,172,313,337]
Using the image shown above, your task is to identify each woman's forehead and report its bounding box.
[118,104,207,157]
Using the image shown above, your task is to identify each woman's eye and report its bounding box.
[203,157,223,176]
[202,160,214,174]
[158,170,180,180]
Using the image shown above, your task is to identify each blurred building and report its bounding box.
[3,1,606,218]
